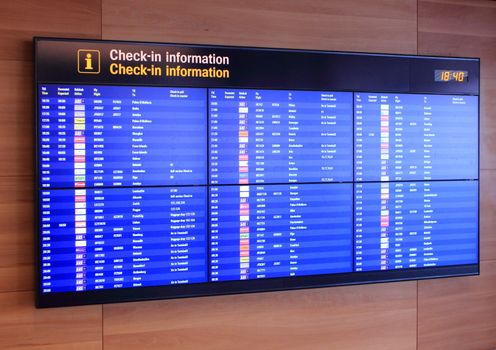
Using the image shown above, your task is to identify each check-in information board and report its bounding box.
[35,38,479,307]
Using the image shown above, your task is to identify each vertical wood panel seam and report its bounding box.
[101,0,103,40]
[416,281,419,350]
[416,0,419,56]
[102,304,104,350]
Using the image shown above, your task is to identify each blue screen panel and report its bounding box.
[354,181,478,271]
[39,186,208,293]
[209,89,353,185]
[210,183,353,281]
[354,93,478,181]
[36,85,479,304]
[38,85,207,188]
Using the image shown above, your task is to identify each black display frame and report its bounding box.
[34,37,480,308]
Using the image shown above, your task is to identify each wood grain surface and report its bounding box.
[0,60,33,177]
[480,78,496,171]
[102,0,417,54]
[104,282,417,350]
[0,176,33,293]
[0,1,101,61]
[480,169,496,262]
[418,260,496,350]
[0,291,102,350]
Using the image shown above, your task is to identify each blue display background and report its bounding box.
[209,89,353,184]
[38,84,479,293]
[354,93,478,181]
[210,183,353,281]
[354,181,478,271]
[39,85,207,188]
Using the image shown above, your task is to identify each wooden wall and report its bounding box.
[0,0,494,349]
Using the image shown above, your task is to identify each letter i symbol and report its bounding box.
[78,49,100,74]
[85,53,93,70]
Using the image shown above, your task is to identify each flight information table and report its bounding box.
[39,186,207,292]
[38,85,207,188]
[37,83,480,293]
[210,183,353,281]
[209,89,353,184]
[354,180,478,271]
[354,93,478,181]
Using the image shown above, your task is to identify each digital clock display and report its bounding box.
[435,70,469,82]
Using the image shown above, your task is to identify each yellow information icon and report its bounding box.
[77,49,100,74]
